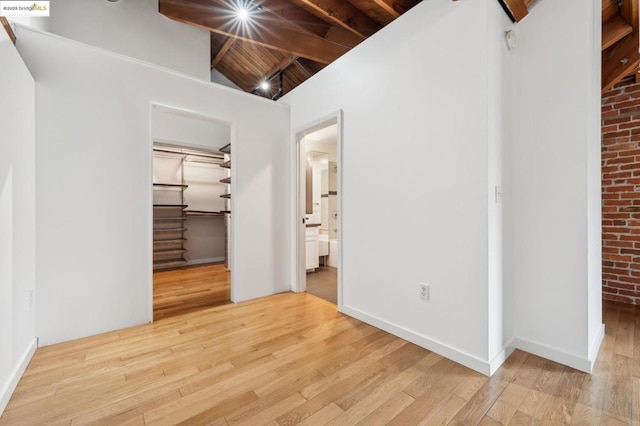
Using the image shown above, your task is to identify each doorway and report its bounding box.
[296,112,342,307]
[150,105,233,320]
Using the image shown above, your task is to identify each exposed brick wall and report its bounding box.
[602,77,640,305]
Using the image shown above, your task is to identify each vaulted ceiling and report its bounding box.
[602,0,639,92]
[158,0,569,99]
[159,0,421,99]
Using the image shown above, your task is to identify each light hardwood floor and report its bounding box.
[154,264,231,320]
[1,296,639,425]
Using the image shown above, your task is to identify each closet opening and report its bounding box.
[151,106,232,321]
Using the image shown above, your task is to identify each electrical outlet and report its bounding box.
[419,283,429,301]
[28,289,34,308]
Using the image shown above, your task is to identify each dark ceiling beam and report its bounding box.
[323,26,363,48]
[603,30,640,93]
[602,16,633,51]
[257,0,363,47]
[295,57,326,75]
[0,17,15,44]
[256,55,297,88]
[293,58,314,78]
[371,0,401,18]
[621,0,639,30]
[159,0,349,64]
[211,37,235,69]
[497,0,528,22]
[292,0,382,38]
[259,0,328,37]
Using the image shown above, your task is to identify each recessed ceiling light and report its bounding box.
[260,81,270,91]
[236,6,250,21]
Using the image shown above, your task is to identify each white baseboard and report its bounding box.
[588,324,605,371]
[489,339,516,376]
[339,305,604,376]
[188,257,225,266]
[513,334,595,373]
[341,305,492,375]
[0,337,37,415]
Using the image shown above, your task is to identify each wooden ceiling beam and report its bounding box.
[603,0,619,23]
[160,0,349,64]
[211,37,235,69]
[295,57,326,74]
[620,0,639,30]
[0,17,16,44]
[371,0,401,18]
[497,0,528,22]
[602,16,633,51]
[258,0,329,37]
[256,55,297,87]
[257,0,363,47]
[292,0,382,38]
[603,30,640,93]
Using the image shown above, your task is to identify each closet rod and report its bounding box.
[153,148,224,160]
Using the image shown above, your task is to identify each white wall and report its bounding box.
[41,0,210,80]
[211,69,242,91]
[508,0,603,371]
[282,0,497,373]
[282,0,603,374]
[15,26,290,346]
[152,108,231,149]
[0,30,37,413]
[487,0,513,372]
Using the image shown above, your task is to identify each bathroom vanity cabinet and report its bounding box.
[305,226,319,271]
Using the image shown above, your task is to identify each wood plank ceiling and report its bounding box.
[158,0,549,99]
[159,0,421,99]
[602,0,639,92]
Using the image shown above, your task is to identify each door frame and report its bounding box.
[292,110,343,309]
[148,103,236,321]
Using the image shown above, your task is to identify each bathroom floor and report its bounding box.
[306,266,337,304]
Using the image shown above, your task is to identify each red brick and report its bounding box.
[618,121,640,130]
[614,98,640,109]
[608,281,636,289]
[603,116,631,125]
[604,130,632,139]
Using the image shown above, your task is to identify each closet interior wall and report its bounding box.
[152,146,228,269]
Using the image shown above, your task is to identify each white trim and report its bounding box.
[292,111,343,311]
[188,257,225,266]
[488,339,516,376]
[513,336,594,373]
[341,305,492,376]
[0,337,37,415]
[587,324,605,371]
[148,103,237,310]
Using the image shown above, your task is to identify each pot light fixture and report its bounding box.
[236,6,250,21]
[234,0,262,22]
[260,80,270,91]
